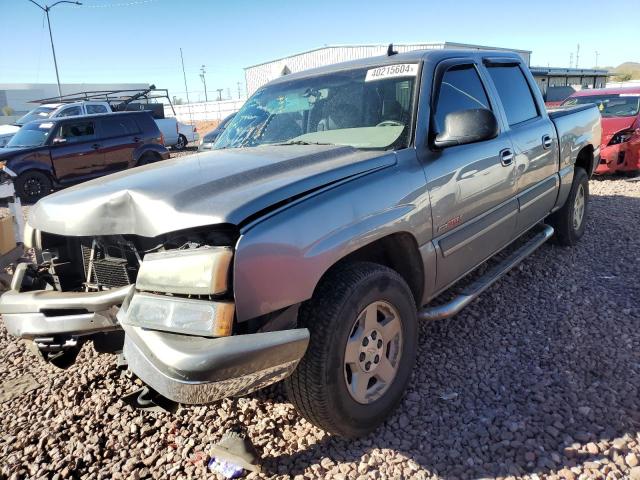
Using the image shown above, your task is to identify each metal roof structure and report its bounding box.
[244,42,532,95]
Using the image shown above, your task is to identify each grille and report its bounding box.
[81,241,138,289]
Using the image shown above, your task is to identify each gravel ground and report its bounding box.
[0,175,639,480]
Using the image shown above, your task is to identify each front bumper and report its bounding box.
[1,264,310,404]
[597,141,640,174]
[0,265,130,339]
[122,323,309,404]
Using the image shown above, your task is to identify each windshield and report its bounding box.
[15,106,56,126]
[214,63,418,150]
[562,93,640,118]
[6,121,55,148]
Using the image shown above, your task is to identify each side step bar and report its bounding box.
[418,224,554,321]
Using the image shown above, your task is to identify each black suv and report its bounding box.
[0,111,169,203]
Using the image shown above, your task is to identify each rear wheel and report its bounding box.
[174,134,188,150]
[548,167,589,246]
[15,171,52,203]
[285,262,418,438]
[137,152,159,167]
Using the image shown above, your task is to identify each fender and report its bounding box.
[5,152,54,178]
[233,149,433,321]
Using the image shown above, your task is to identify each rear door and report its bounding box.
[483,59,559,234]
[422,59,518,291]
[49,119,103,183]
[98,115,144,174]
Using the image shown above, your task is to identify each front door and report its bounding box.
[422,60,518,292]
[50,119,103,184]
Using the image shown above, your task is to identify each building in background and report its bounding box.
[244,43,610,106]
[0,82,149,115]
[530,67,609,106]
[244,42,532,95]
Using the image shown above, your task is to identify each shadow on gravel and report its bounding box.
[259,192,640,479]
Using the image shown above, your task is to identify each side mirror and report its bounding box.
[52,137,67,145]
[434,108,499,149]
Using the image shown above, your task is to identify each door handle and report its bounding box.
[500,148,514,166]
[91,143,101,150]
[542,135,553,150]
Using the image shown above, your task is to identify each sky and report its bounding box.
[0,0,637,102]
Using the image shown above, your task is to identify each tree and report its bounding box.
[1,106,14,116]
[172,97,184,105]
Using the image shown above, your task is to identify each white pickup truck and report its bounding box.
[0,100,197,150]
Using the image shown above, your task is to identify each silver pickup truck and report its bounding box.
[0,49,601,438]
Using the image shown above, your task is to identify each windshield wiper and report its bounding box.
[275,140,334,146]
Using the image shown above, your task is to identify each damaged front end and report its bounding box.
[0,225,309,401]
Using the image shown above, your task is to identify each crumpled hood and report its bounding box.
[29,145,395,237]
[601,116,637,146]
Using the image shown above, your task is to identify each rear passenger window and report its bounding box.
[57,106,82,117]
[434,65,491,133]
[57,121,96,143]
[101,117,141,138]
[86,104,108,114]
[487,65,538,126]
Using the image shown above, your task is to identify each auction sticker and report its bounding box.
[365,64,418,82]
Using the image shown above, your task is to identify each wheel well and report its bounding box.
[575,145,594,176]
[139,151,161,162]
[16,168,53,183]
[321,232,424,305]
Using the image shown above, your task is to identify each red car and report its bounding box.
[562,87,640,175]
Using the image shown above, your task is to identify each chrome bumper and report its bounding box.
[122,324,309,404]
[0,265,131,339]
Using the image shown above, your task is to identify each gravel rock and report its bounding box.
[1,175,639,480]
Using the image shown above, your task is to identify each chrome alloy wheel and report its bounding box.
[573,183,585,230]
[343,301,403,404]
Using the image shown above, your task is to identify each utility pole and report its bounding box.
[569,53,574,69]
[179,48,194,126]
[216,89,223,101]
[595,51,600,69]
[575,44,580,69]
[237,81,242,99]
[199,65,208,102]
[27,0,82,100]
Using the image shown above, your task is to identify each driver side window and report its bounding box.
[434,65,491,133]
[57,121,96,144]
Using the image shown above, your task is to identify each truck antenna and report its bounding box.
[387,43,398,56]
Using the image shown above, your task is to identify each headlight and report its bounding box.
[136,247,232,295]
[124,293,234,337]
[609,128,638,146]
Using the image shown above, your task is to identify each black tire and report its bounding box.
[174,134,188,151]
[15,171,52,203]
[137,152,159,167]
[285,262,418,438]
[548,167,589,246]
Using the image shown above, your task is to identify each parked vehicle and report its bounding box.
[0,87,197,151]
[562,87,640,175]
[0,111,168,203]
[175,123,199,150]
[0,49,600,438]
[198,113,236,151]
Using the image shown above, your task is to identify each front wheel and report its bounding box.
[285,262,418,438]
[15,171,52,203]
[548,167,589,246]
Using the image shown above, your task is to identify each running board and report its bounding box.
[418,224,554,321]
